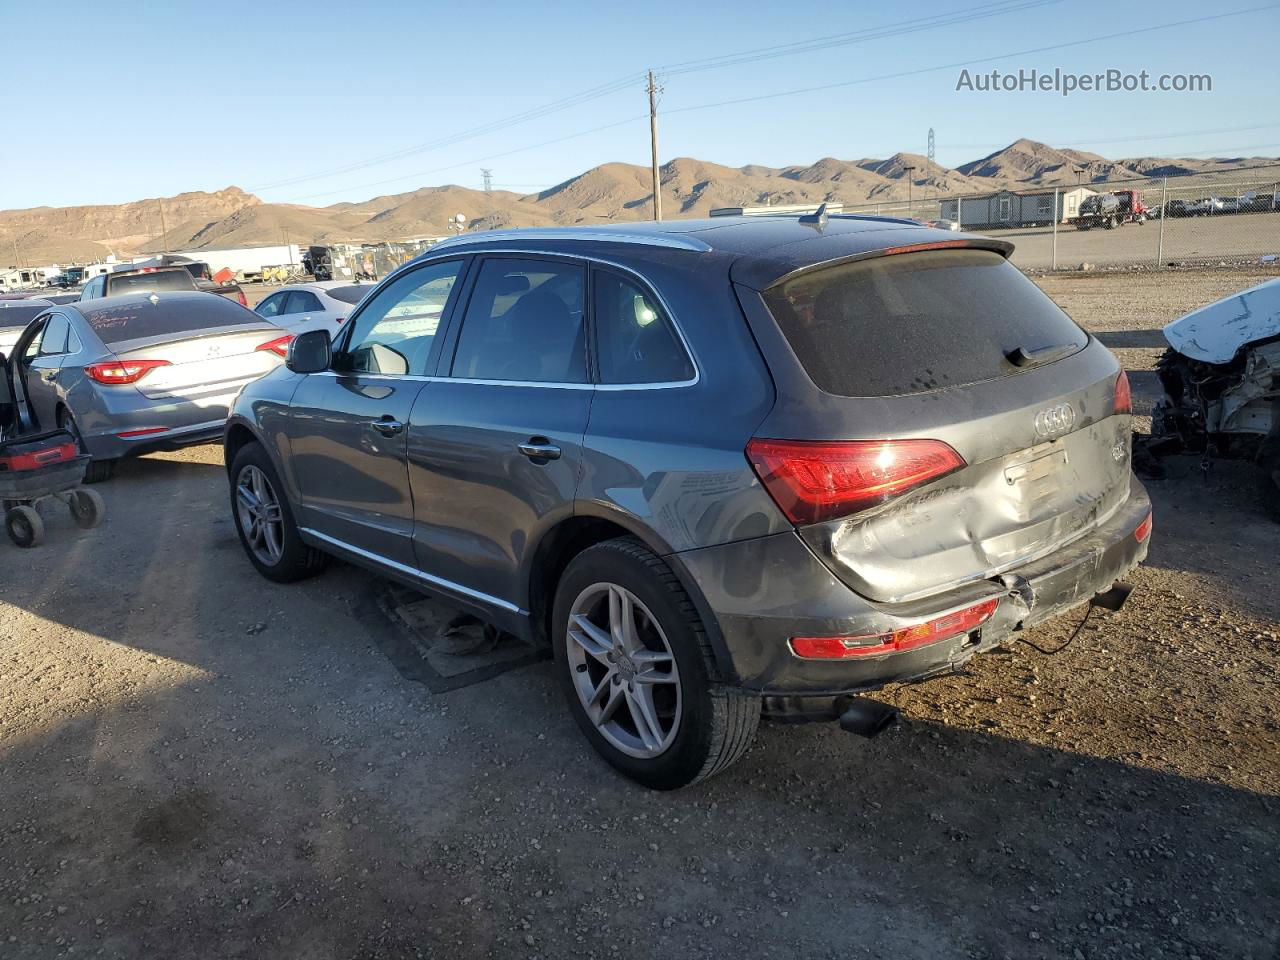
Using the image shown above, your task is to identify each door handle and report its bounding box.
[41,371,57,383]
[518,438,561,461]
[370,416,404,437]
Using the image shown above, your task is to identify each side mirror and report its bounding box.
[286,329,332,374]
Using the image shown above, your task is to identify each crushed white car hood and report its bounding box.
[1163,278,1280,364]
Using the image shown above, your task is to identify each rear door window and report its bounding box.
[327,285,371,305]
[592,269,693,384]
[761,249,1087,397]
[450,257,586,383]
[285,291,323,313]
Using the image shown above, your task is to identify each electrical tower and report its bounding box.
[926,128,935,201]
[481,169,493,193]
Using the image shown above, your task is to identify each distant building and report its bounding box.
[710,202,845,217]
[939,187,1096,228]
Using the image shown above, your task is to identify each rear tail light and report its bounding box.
[1114,370,1132,415]
[0,442,78,472]
[237,291,249,307]
[746,438,965,525]
[1134,511,1153,543]
[256,334,294,358]
[790,597,1000,660]
[84,359,171,385]
[335,316,345,324]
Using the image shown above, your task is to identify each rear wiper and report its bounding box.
[1007,342,1078,368]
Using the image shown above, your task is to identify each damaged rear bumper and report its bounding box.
[671,475,1151,696]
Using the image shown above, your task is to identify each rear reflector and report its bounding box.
[0,442,78,472]
[1114,370,1133,415]
[1134,511,1153,543]
[746,438,965,525]
[790,597,1000,660]
[256,334,294,358]
[84,359,172,385]
[117,427,169,439]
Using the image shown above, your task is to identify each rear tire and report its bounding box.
[229,441,328,583]
[6,506,43,548]
[552,537,760,790]
[58,409,115,484]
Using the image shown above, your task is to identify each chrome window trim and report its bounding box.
[426,229,711,254]
[313,248,701,390]
[300,526,524,615]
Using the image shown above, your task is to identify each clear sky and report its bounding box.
[3,0,1275,209]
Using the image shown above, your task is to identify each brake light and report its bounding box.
[1134,512,1153,543]
[256,334,294,358]
[237,290,248,307]
[1114,370,1132,415]
[791,597,1000,660]
[84,359,171,385]
[0,442,77,472]
[335,316,345,324]
[746,438,965,525]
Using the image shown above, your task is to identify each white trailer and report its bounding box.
[155,244,304,282]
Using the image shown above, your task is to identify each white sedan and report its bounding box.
[253,281,374,335]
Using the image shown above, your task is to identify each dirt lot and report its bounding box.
[1005,211,1280,269]
[1,268,1277,960]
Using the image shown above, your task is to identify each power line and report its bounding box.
[944,122,1280,151]
[282,3,1278,204]
[252,0,1057,195]
[660,5,1280,120]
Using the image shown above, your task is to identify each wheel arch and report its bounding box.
[525,505,734,683]
[223,419,261,477]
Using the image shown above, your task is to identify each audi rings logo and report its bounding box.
[1034,403,1076,438]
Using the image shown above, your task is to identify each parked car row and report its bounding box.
[1156,192,1280,217]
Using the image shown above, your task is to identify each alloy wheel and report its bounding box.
[566,582,681,759]
[235,464,284,566]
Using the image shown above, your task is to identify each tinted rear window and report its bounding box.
[106,270,195,295]
[762,249,1087,397]
[82,297,262,345]
[327,285,371,305]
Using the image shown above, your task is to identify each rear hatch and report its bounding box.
[741,245,1133,604]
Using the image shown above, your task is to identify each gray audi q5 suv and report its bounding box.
[225,215,1151,789]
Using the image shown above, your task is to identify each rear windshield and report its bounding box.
[82,297,262,345]
[106,270,196,295]
[762,249,1087,397]
[327,284,371,305]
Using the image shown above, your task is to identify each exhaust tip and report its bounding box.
[837,697,899,738]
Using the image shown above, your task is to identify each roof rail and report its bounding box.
[425,228,712,254]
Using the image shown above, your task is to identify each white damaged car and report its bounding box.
[1153,277,1280,518]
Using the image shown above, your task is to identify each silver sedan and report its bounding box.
[7,292,288,481]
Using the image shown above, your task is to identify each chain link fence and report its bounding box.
[842,164,1280,271]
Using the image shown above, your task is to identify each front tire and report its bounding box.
[6,506,43,548]
[552,537,760,790]
[229,441,327,582]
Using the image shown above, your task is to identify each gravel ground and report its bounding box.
[0,268,1277,960]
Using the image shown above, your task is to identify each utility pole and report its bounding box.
[156,198,170,254]
[646,70,663,221]
[926,128,935,201]
[481,168,493,193]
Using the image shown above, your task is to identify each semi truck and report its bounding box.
[1073,190,1149,230]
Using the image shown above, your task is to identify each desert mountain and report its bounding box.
[2,141,1275,265]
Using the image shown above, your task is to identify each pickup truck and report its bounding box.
[79,265,249,307]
